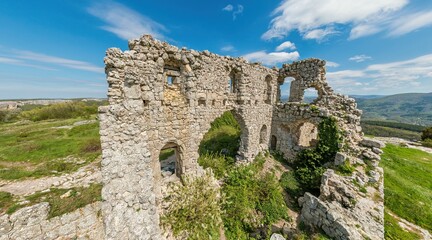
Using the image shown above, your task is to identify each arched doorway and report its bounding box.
[159,142,183,178]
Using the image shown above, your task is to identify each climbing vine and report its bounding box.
[294,117,342,193]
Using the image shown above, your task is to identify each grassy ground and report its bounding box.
[0,118,101,180]
[384,210,422,240]
[361,124,421,140]
[5,183,102,218]
[380,144,432,235]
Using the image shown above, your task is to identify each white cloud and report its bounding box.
[233,5,244,20]
[243,50,300,66]
[0,55,57,71]
[389,10,432,36]
[326,61,340,67]
[349,55,372,62]
[223,4,244,20]
[349,24,382,40]
[222,4,234,11]
[262,0,409,41]
[275,41,296,51]
[14,50,103,73]
[327,53,432,94]
[221,45,236,52]
[303,27,339,41]
[87,1,167,40]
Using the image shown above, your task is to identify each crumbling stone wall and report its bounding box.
[0,202,102,240]
[99,35,383,240]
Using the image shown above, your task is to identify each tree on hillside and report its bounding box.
[421,126,432,140]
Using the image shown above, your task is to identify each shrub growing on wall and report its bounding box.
[294,117,341,192]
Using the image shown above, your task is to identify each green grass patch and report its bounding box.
[199,125,240,157]
[381,144,432,232]
[222,156,289,239]
[8,183,102,218]
[161,172,222,239]
[198,153,235,179]
[18,101,105,121]
[361,123,421,140]
[336,161,355,176]
[384,210,422,240]
[0,191,14,213]
[159,148,175,161]
[0,119,101,180]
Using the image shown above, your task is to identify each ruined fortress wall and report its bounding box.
[99,36,280,239]
[99,35,383,240]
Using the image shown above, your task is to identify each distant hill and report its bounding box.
[355,92,432,126]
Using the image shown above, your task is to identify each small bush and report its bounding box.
[422,139,432,148]
[280,171,301,197]
[198,153,235,179]
[0,110,19,123]
[337,161,355,176]
[421,126,432,141]
[161,172,222,240]
[19,102,99,121]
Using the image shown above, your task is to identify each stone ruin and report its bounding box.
[98,35,384,239]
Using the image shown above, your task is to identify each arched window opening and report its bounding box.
[260,125,267,144]
[270,135,277,150]
[297,122,318,147]
[304,88,319,103]
[159,142,182,178]
[279,77,294,102]
[265,75,272,104]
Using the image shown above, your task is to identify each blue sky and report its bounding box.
[1,0,432,99]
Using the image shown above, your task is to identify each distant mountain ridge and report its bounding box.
[354,92,432,126]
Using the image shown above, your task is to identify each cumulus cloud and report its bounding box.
[262,0,422,41]
[223,4,244,20]
[327,53,432,94]
[275,41,296,51]
[349,55,372,62]
[87,1,167,40]
[243,50,300,66]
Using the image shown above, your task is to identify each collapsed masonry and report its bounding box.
[99,35,384,240]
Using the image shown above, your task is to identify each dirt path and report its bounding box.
[388,211,431,240]
[374,137,432,154]
[0,157,101,196]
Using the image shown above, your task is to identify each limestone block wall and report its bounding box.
[100,35,279,239]
[0,202,102,240]
[279,59,333,103]
[99,35,383,240]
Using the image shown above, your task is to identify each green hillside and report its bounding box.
[356,92,432,125]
